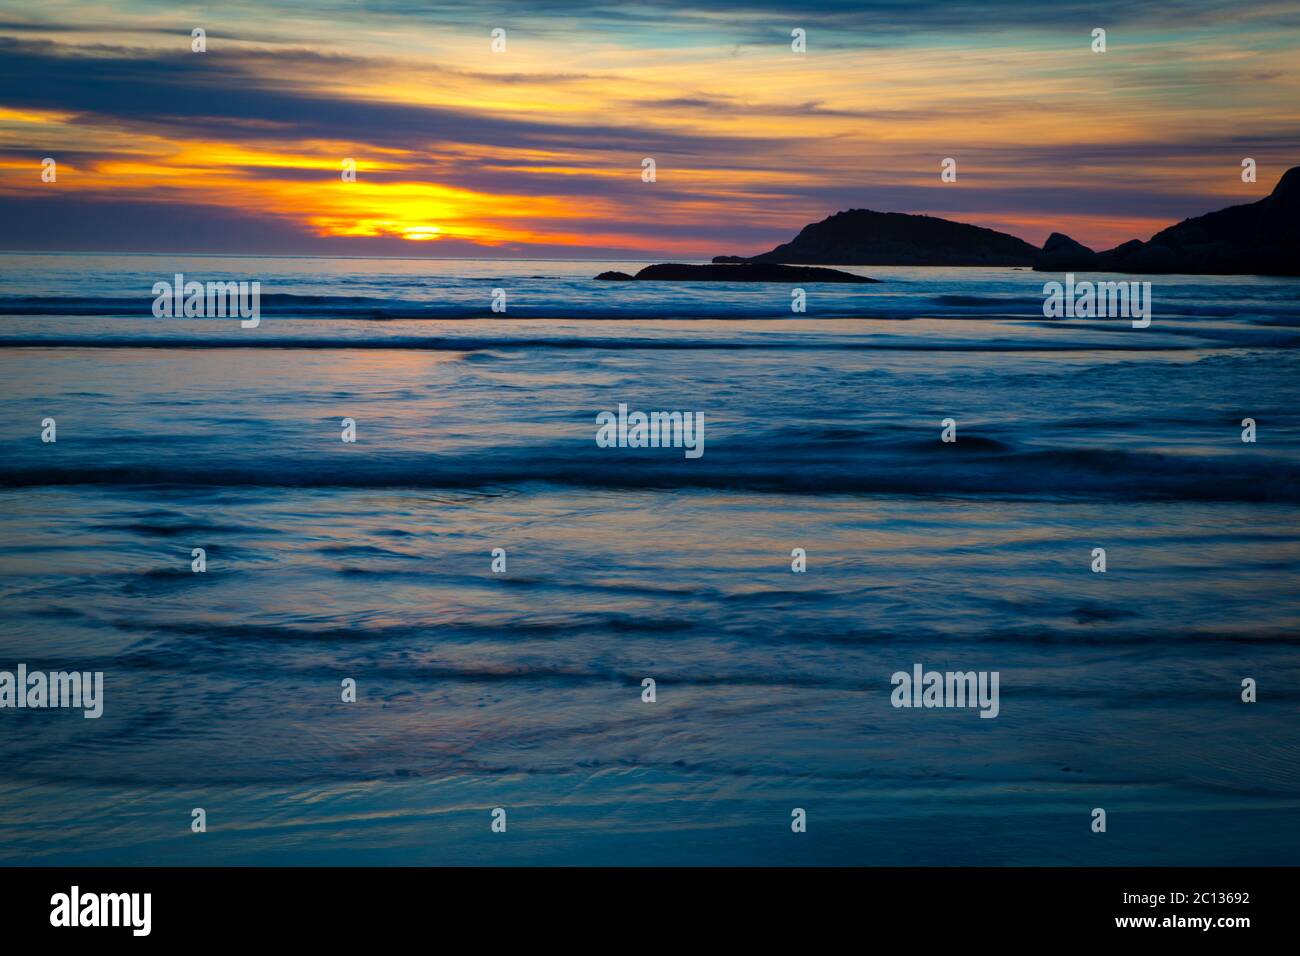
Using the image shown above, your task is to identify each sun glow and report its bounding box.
[401,226,442,241]
[1,6,1297,255]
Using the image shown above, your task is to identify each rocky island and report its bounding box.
[1032,166,1299,276]
[702,166,1298,276]
[595,263,879,283]
[711,209,1039,267]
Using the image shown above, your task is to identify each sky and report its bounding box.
[1,0,1298,258]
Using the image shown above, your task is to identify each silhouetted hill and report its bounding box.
[713,209,1039,267]
[1033,166,1300,276]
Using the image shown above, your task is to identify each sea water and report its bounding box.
[0,253,1297,864]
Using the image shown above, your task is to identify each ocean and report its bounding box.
[1,252,1298,865]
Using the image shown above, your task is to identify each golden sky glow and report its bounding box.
[1,2,1297,256]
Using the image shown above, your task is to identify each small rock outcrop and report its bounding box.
[595,263,879,283]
